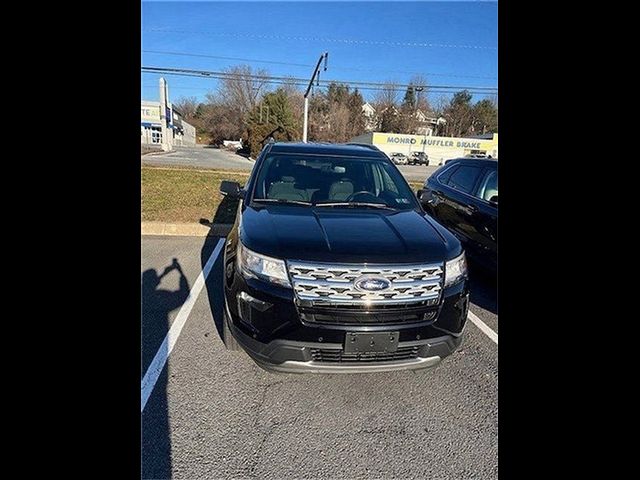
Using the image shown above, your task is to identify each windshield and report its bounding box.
[251,153,418,210]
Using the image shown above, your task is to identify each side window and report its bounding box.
[437,165,458,185]
[446,165,482,194]
[477,169,498,202]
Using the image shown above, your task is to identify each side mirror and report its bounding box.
[416,189,424,200]
[220,180,243,198]
[489,195,498,205]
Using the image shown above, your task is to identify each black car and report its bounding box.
[418,158,497,271]
[409,151,429,166]
[218,142,469,374]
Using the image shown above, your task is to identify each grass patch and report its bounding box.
[142,166,424,224]
[142,166,250,224]
[409,181,423,192]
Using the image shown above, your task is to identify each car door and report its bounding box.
[422,163,457,225]
[467,166,498,266]
[431,163,485,252]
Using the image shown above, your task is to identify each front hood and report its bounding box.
[240,205,459,264]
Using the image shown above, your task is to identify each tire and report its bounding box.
[222,306,241,351]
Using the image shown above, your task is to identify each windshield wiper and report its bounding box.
[314,202,394,210]
[252,198,312,206]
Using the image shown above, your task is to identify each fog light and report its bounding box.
[237,291,273,326]
[237,293,253,325]
[237,292,272,312]
[423,311,437,321]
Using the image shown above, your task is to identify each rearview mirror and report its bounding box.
[220,180,242,198]
[489,195,498,205]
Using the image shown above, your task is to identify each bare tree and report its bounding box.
[431,93,451,136]
[373,81,400,109]
[370,82,400,132]
[431,93,451,117]
[218,65,270,116]
[441,90,475,137]
[408,74,431,112]
[193,65,273,144]
[172,96,199,119]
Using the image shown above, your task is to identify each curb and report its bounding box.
[141,150,174,157]
[142,222,233,237]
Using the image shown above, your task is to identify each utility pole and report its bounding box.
[413,85,427,154]
[303,52,328,143]
[159,77,173,152]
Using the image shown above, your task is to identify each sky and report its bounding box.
[141,1,497,106]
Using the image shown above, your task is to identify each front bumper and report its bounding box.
[223,273,469,373]
[225,302,463,373]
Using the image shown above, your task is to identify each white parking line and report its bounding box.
[141,238,225,412]
[468,309,498,345]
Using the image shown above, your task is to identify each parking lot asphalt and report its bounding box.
[141,146,441,183]
[142,235,498,480]
[395,164,441,183]
[142,146,256,172]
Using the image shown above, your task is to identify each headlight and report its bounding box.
[444,252,467,287]
[237,242,291,288]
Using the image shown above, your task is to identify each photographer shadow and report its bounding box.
[141,259,190,480]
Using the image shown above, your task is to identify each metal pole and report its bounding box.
[302,52,327,143]
[303,96,309,143]
[159,78,170,151]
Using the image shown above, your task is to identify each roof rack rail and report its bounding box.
[344,143,382,152]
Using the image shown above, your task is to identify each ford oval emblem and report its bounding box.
[354,275,391,292]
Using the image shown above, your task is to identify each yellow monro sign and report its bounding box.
[367,132,498,162]
[373,132,497,151]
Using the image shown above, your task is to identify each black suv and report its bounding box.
[419,158,497,271]
[410,151,429,166]
[219,142,469,373]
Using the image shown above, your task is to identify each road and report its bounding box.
[396,163,441,183]
[142,146,440,183]
[143,146,256,172]
[142,235,498,479]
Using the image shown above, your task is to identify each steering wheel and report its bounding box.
[346,191,380,202]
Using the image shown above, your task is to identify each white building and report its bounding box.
[361,102,442,136]
[141,100,196,147]
[362,102,377,131]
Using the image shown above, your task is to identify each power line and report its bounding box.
[141,66,498,93]
[141,73,495,96]
[141,49,497,80]
[141,83,496,98]
[143,29,497,50]
[142,50,311,68]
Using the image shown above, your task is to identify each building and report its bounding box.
[350,132,498,165]
[413,110,445,136]
[141,100,196,147]
[362,102,377,131]
[361,103,443,136]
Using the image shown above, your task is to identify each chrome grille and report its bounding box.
[287,261,443,305]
